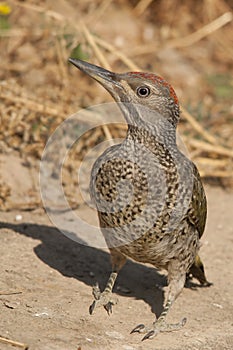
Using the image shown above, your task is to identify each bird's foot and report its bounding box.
[89,283,118,315]
[131,317,187,341]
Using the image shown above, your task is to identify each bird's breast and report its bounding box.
[89,141,196,251]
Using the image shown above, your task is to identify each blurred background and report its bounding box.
[0,0,232,210]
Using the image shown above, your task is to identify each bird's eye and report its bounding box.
[136,86,150,97]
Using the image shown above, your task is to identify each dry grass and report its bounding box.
[0,0,233,209]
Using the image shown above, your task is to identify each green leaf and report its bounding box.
[70,43,89,61]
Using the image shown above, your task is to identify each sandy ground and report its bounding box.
[0,182,233,350]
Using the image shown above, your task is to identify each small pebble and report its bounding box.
[15,214,22,221]
[105,331,124,340]
[34,311,49,317]
[116,285,131,294]
[122,345,136,350]
[85,338,92,342]
[212,303,223,309]
[155,283,164,291]
[114,36,124,47]
[4,301,20,309]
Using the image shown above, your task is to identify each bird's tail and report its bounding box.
[187,254,212,287]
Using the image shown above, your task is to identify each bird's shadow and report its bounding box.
[0,220,167,318]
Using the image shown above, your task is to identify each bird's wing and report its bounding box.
[187,164,207,238]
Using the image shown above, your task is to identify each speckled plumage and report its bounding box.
[91,128,205,267]
[69,58,211,340]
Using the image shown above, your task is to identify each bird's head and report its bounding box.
[69,58,180,134]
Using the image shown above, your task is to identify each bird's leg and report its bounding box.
[89,249,126,315]
[131,267,187,340]
[89,271,118,315]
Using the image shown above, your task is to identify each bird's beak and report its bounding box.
[68,58,122,91]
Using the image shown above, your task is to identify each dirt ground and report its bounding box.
[1,172,233,350]
[1,1,233,349]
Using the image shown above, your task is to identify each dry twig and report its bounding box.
[94,36,139,71]
[0,291,22,295]
[180,107,218,145]
[55,36,69,86]
[168,12,233,48]
[86,0,113,25]
[81,23,111,70]
[126,11,233,55]
[134,0,154,16]
[186,138,233,158]
[0,336,28,349]
[198,169,233,178]
[0,91,66,118]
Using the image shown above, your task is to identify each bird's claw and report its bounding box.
[142,329,159,341]
[130,324,146,334]
[131,324,159,340]
[89,299,114,315]
[131,317,187,341]
[104,301,113,315]
[180,317,187,327]
[89,284,118,315]
[89,300,96,315]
